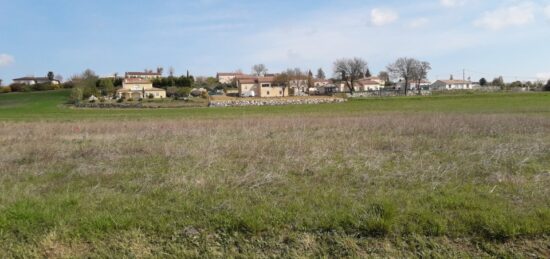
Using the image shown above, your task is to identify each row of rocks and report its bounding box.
[347,90,432,98]
[209,97,346,107]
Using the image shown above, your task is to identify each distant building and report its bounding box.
[216,72,244,85]
[12,77,60,85]
[116,78,166,99]
[125,72,162,80]
[236,76,289,98]
[396,79,431,90]
[431,80,473,90]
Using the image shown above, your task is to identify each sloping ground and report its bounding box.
[0,114,549,257]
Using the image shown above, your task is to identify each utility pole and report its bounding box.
[463,69,465,82]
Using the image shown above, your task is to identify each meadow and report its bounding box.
[0,90,549,257]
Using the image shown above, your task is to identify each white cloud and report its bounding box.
[544,5,550,20]
[370,8,399,26]
[536,72,550,80]
[0,54,15,67]
[474,3,535,30]
[440,0,468,7]
[408,18,429,28]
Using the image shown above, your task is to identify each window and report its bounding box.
[279,91,282,95]
[267,91,270,95]
[261,83,270,88]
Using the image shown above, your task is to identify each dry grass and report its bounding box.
[0,113,549,257]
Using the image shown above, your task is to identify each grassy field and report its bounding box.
[0,90,549,257]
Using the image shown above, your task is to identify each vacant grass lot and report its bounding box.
[0,90,549,257]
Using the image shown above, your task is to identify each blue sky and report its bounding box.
[1,0,550,83]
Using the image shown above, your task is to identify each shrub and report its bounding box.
[127,98,134,102]
[1,87,11,93]
[201,91,209,99]
[148,93,154,99]
[9,83,25,92]
[116,98,124,103]
[69,87,84,104]
[99,97,106,103]
[138,98,143,102]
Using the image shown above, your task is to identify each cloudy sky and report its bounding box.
[1,0,549,83]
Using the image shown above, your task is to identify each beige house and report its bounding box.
[237,76,289,98]
[125,72,162,80]
[116,78,166,99]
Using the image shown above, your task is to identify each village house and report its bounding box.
[216,72,244,85]
[237,76,289,98]
[396,79,431,90]
[116,78,166,99]
[431,80,473,90]
[125,72,162,80]
[336,78,384,92]
[12,77,60,85]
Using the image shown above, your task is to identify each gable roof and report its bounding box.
[437,80,471,84]
[125,72,161,76]
[124,78,152,84]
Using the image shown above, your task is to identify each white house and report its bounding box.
[431,80,473,90]
[396,79,431,90]
[13,77,60,85]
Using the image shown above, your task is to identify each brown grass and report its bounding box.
[0,113,549,257]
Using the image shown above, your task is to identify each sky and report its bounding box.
[1,0,550,84]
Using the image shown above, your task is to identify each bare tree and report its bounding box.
[378,71,390,84]
[413,61,431,95]
[333,57,368,95]
[252,64,268,76]
[387,57,419,95]
[54,74,64,82]
[273,72,291,97]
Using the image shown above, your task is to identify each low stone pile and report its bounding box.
[209,97,346,107]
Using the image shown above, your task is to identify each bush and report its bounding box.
[1,87,11,94]
[99,97,106,103]
[127,98,134,102]
[9,83,25,92]
[177,87,191,97]
[138,98,143,102]
[116,98,124,103]
[69,87,84,104]
[148,93,154,99]
[201,91,209,99]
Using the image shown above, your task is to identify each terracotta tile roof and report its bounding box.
[237,76,275,84]
[124,78,152,84]
[125,72,161,76]
[217,72,244,76]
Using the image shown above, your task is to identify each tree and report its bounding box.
[55,74,64,82]
[98,78,115,96]
[492,76,505,88]
[544,80,550,91]
[157,67,164,76]
[316,68,326,79]
[252,64,268,76]
[273,72,291,97]
[169,66,175,78]
[72,69,99,99]
[47,71,55,81]
[365,68,372,78]
[412,61,431,94]
[479,78,487,86]
[387,57,419,95]
[333,57,368,95]
[378,71,390,83]
[0,79,2,87]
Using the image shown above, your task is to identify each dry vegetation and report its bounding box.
[1,113,549,257]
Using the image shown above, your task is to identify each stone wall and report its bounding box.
[209,97,346,107]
